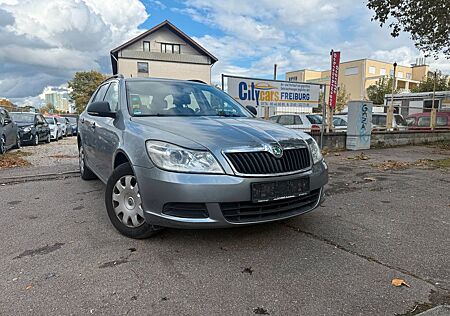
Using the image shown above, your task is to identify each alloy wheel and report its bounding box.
[112,175,145,228]
[34,134,39,145]
[16,134,21,149]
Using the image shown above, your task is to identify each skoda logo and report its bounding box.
[272,145,283,158]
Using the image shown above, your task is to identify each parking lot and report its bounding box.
[0,139,449,315]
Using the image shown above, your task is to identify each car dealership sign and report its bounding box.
[224,75,321,108]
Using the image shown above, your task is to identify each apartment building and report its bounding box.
[110,20,218,84]
[286,59,430,102]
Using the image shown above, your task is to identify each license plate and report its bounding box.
[251,178,310,203]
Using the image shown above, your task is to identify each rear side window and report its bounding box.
[103,82,119,112]
[394,115,406,126]
[92,84,110,103]
[268,116,279,122]
[418,117,430,127]
[294,116,303,125]
[373,115,386,126]
[278,115,295,125]
[436,116,448,126]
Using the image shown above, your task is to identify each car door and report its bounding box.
[81,83,110,175]
[3,110,15,147]
[93,81,121,179]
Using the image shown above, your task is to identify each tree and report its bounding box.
[367,0,450,58]
[0,98,15,111]
[68,71,107,113]
[335,85,350,113]
[367,77,397,105]
[411,71,450,92]
[40,103,57,114]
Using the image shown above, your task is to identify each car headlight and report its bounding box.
[22,126,32,133]
[146,141,224,174]
[306,138,323,164]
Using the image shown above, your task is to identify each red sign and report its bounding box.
[328,50,340,109]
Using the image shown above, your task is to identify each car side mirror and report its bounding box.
[246,105,257,116]
[87,101,116,118]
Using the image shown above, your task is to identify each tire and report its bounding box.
[105,163,162,239]
[79,145,97,180]
[46,133,51,143]
[13,133,21,149]
[0,136,6,154]
[33,133,39,146]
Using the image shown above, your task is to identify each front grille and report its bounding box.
[162,203,209,219]
[220,189,321,223]
[225,147,310,175]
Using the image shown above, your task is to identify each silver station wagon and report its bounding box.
[78,76,328,238]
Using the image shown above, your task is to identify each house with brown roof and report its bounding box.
[110,20,218,84]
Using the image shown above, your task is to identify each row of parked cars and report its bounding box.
[0,106,77,154]
[269,111,450,133]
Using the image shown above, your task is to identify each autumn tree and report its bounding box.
[0,98,15,111]
[68,71,107,113]
[367,0,450,58]
[335,85,350,113]
[411,71,450,92]
[40,103,57,114]
[367,77,396,105]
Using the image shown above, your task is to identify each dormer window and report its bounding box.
[161,43,181,54]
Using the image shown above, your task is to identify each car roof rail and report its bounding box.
[101,74,124,84]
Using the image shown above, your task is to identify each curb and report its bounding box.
[0,170,80,185]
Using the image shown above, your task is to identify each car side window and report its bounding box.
[436,116,448,126]
[103,82,119,112]
[278,115,295,125]
[418,117,430,127]
[333,118,345,126]
[268,116,279,122]
[405,117,416,126]
[294,116,303,125]
[36,115,45,125]
[93,84,110,103]
[0,111,5,125]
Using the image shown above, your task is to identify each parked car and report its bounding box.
[78,77,328,238]
[63,117,73,136]
[372,113,407,131]
[55,116,68,137]
[45,116,62,141]
[0,107,20,154]
[63,116,78,135]
[332,115,348,132]
[269,114,323,132]
[9,112,50,145]
[405,112,450,130]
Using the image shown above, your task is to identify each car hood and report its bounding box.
[130,116,310,153]
[16,122,34,128]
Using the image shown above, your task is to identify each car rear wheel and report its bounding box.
[105,163,162,239]
[0,136,6,154]
[79,145,97,180]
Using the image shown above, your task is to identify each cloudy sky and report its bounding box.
[1,0,449,106]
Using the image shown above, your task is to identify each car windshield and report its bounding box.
[45,117,55,124]
[56,117,65,123]
[126,81,251,117]
[306,115,323,124]
[10,113,34,123]
[66,117,77,123]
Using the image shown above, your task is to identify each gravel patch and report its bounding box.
[20,136,78,168]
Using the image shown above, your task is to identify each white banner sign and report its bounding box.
[225,75,321,108]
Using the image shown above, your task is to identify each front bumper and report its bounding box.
[19,131,34,143]
[134,160,328,228]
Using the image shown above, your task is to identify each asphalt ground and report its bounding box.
[0,141,449,315]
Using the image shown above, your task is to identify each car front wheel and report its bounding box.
[0,136,6,154]
[33,133,39,146]
[13,133,21,149]
[105,163,162,239]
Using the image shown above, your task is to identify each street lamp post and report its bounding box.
[386,62,397,130]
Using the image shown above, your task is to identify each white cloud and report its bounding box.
[0,0,148,103]
[182,0,450,84]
